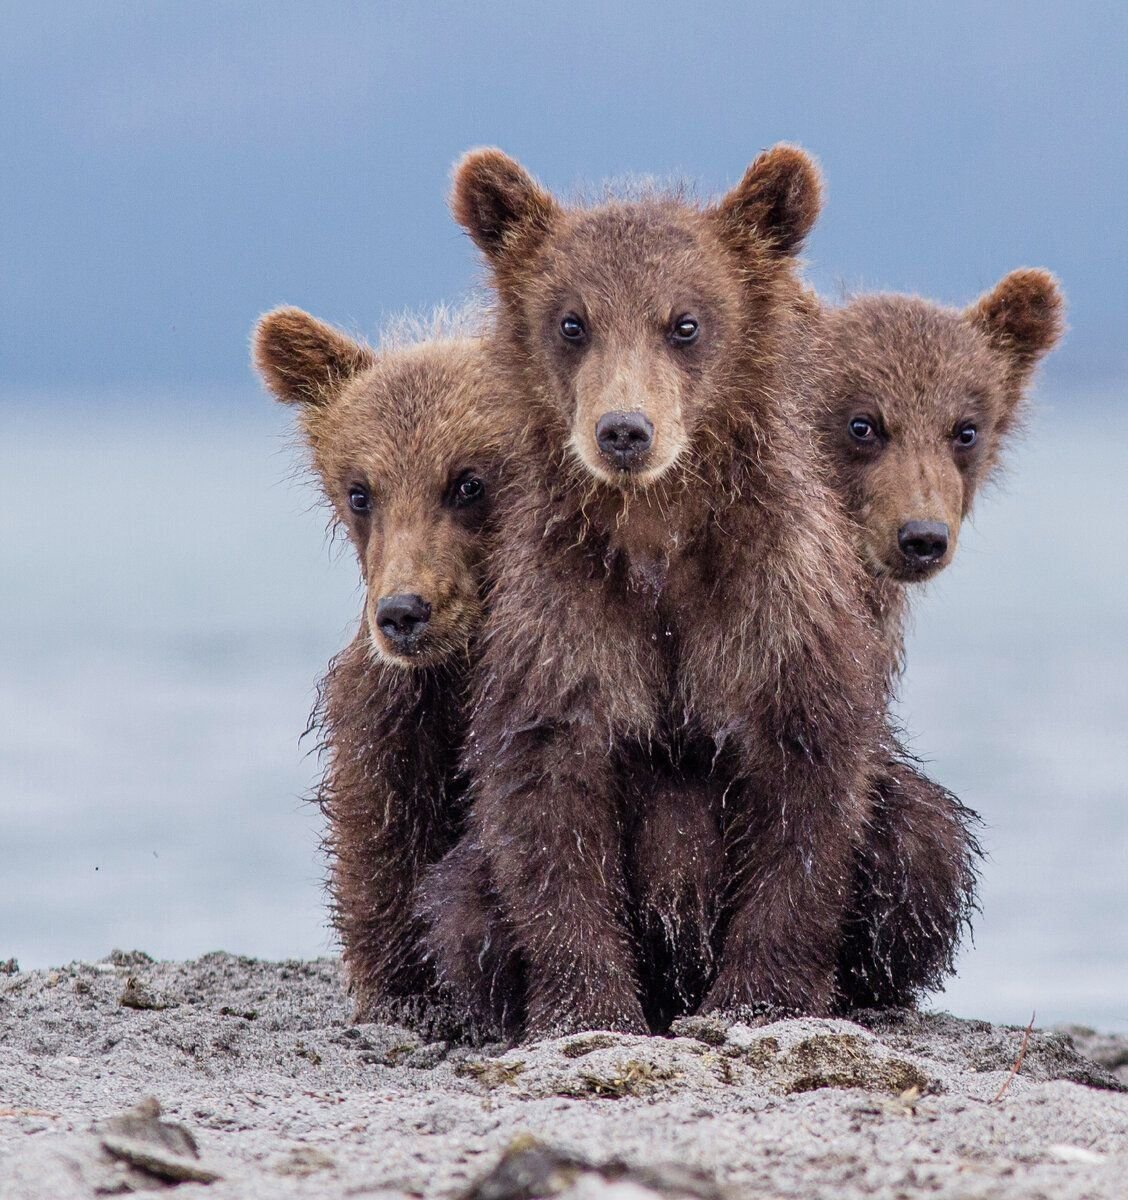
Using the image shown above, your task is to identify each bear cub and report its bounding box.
[811,270,1063,1007]
[253,307,511,1033]
[436,145,892,1038]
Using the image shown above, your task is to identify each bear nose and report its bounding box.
[595,410,654,469]
[897,521,950,565]
[376,593,432,648]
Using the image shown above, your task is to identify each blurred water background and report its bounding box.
[2,2,1125,1031]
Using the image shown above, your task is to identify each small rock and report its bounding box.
[668,1015,729,1046]
[404,1040,449,1069]
[101,1135,222,1184]
[119,976,171,1010]
[724,1024,759,1051]
[1048,1144,1107,1165]
[273,1145,336,1176]
[1057,1025,1128,1086]
[462,1136,586,1198]
[461,1136,723,1200]
[857,1009,1126,1092]
[99,1096,221,1184]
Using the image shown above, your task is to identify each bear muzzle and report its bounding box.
[892,520,953,579]
[375,592,432,655]
[595,410,654,472]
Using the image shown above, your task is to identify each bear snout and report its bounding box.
[375,592,432,653]
[896,520,950,573]
[595,410,654,470]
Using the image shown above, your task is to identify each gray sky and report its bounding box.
[2,0,1124,391]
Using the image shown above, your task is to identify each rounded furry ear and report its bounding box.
[966,269,1064,370]
[712,144,823,257]
[451,148,559,261]
[252,307,375,406]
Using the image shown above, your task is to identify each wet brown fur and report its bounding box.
[436,146,892,1038]
[625,769,727,1029]
[420,767,726,1040]
[253,308,513,1028]
[837,754,982,1010]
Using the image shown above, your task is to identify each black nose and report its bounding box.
[376,593,431,648]
[595,410,654,469]
[897,521,950,565]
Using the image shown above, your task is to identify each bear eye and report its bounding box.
[560,313,587,343]
[954,422,978,448]
[848,416,879,444]
[450,471,486,508]
[669,315,700,345]
[347,484,371,514]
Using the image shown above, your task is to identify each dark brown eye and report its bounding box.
[670,315,700,345]
[560,313,586,342]
[848,416,878,443]
[451,472,485,508]
[347,484,370,514]
[954,423,978,448]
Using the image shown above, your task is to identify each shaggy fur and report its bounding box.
[626,767,727,1030]
[434,145,892,1038]
[417,835,526,1039]
[837,755,982,1009]
[627,747,984,1018]
[426,745,981,1032]
[421,762,726,1039]
[252,308,512,1028]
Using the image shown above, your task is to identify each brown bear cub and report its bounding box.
[253,308,512,1032]
[808,271,1064,1008]
[434,145,894,1038]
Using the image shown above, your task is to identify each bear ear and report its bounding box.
[252,307,375,406]
[711,144,823,258]
[965,269,1064,372]
[451,148,560,262]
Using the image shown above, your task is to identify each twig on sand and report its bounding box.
[992,1011,1036,1102]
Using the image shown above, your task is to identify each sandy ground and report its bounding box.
[1,952,1126,1199]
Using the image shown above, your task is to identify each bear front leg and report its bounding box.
[416,836,526,1042]
[466,717,647,1039]
[836,754,982,1010]
[317,639,463,1030]
[329,786,442,1024]
[705,796,860,1015]
[628,774,725,1029]
[702,690,878,1017]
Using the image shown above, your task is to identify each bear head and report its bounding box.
[814,270,1064,582]
[451,144,822,491]
[253,308,509,667]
